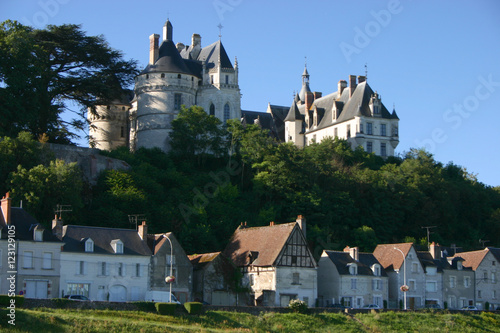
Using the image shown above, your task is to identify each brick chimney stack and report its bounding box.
[344,245,359,261]
[149,34,159,65]
[1,192,12,225]
[349,75,357,97]
[296,215,306,238]
[338,80,347,96]
[305,92,314,110]
[430,242,441,259]
[138,221,148,240]
[52,215,63,240]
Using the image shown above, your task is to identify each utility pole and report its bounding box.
[479,239,490,248]
[128,214,146,229]
[54,204,72,219]
[421,226,437,250]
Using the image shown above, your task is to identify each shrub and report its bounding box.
[184,302,203,315]
[51,298,72,308]
[131,301,156,312]
[288,299,308,314]
[155,302,177,315]
[0,295,24,307]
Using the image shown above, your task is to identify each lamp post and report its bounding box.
[394,247,407,310]
[164,234,173,303]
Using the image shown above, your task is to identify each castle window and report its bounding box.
[367,142,373,153]
[360,123,364,133]
[225,75,229,84]
[209,103,215,116]
[381,124,387,136]
[177,74,181,79]
[381,143,387,157]
[210,75,214,84]
[367,123,373,135]
[107,106,110,110]
[223,103,230,122]
[146,74,149,79]
[347,124,351,138]
[174,94,182,110]
[120,126,125,138]
[122,107,125,111]
[161,73,165,78]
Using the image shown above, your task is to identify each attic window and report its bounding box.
[348,263,357,275]
[373,264,381,276]
[85,238,94,253]
[33,224,45,242]
[111,239,124,254]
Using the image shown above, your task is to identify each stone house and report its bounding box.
[373,243,426,309]
[0,193,62,299]
[318,246,388,308]
[56,220,151,301]
[223,216,317,307]
[147,231,193,303]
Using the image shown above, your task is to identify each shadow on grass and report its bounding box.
[0,309,68,332]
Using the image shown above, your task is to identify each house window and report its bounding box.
[367,123,373,135]
[412,263,419,273]
[174,93,182,110]
[373,279,382,291]
[34,229,43,241]
[136,263,142,277]
[85,239,94,252]
[166,255,176,266]
[366,142,373,153]
[409,280,416,291]
[356,297,363,308]
[381,143,387,157]
[373,296,382,307]
[478,290,482,298]
[23,251,34,269]
[351,278,357,290]
[292,273,300,285]
[42,252,52,270]
[493,261,496,266]
[426,281,437,292]
[67,283,90,297]
[209,103,215,116]
[111,239,124,254]
[224,103,230,122]
[359,123,364,133]
[483,271,488,282]
[100,262,108,276]
[249,274,255,286]
[381,124,387,136]
[343,297,352,308]
[349,264,357,275]
[77,261,85,275]
[464,276,471,288]
[450,276,456,288]
[117,263,124,277]
[373,265,381,276]
[493,290,497,299]
[492,273,496,284]
[291,256,298,265]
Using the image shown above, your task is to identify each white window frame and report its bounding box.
[464,276,471,288]
[42,252,52,270]
[23,251,34,269]
[351,278,357,290]
[85,238,94,252]
[449,276,456,288]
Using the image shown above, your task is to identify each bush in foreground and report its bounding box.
[155,302,177,315]
[0,295,24,307]
[184,302,203,314]
[288,299,308,314]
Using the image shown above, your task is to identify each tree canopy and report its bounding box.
[0,20,138,143]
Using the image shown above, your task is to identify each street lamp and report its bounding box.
[164,234,174,303]
[394,247,407,310]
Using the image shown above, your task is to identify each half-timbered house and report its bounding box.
[223,216,317,307]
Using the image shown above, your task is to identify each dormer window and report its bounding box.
[33,224,44,241]
[111,239,124,254]
[372,264,381,276]
[348,263,358,275]
[457,261,463,270]
[85,238,94,253]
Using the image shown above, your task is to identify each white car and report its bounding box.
[461,305,478,311]
[63,295,91,301]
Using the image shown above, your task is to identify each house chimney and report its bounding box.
[138,221,148,240]
[296,215,306,238]
[357,76,366,84]
[270,221,275,226]
[52,215,63,240]
[305,91,314,110]
[313,91,322,99]
[350,247,359,261]
[1,192,12,225]
[349,75,357,97]
[430,242,441,259]
[149,34,159,65]
[176,42,185,53]
[338,80,347,97]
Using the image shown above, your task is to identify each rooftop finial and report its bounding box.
[365,63,368,81]
[217,23,223,40]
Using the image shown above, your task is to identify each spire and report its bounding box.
[163,19,173,41]
[299,64,311,102]
[285,100,301,122]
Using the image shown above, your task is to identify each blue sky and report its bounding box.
[2,0,500,186]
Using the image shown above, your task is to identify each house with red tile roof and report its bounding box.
[373,243,426,309]
[453,247,500,310]
[223,216,317,307]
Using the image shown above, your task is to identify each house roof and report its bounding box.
[62,225,151,256]
[323,250,388,277]
[142,39,193,75]
[0,207,60,242]
[241,110,284,141]
[146,232,178,255]
[223,222,297,267]
[452,248,500,271]
[188,252,221,270]
[197,40,233,69]
[373,243,414,271]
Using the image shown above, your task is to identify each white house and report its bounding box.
[223,216,317,307]
[55,219,151,301]
[318,246,388,308]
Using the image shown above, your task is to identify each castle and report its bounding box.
[88,20,399,157]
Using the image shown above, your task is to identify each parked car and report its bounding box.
[144,290,181,304]
[461,305,478,311]
[63,295,91,301]
[425,304,441,309]
[363,304,381,309]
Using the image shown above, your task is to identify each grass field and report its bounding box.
[1,308,499,332]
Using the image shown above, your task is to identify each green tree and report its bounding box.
[0,20,138,143]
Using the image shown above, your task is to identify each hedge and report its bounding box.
[0,295,24,307]
[131,301,157,313]
[184,302,203,315]
[155,302,177,315]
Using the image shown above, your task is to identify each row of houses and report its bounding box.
[1,193,499,310]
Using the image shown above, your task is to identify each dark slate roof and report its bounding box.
[62,225,151,256]
[197,40,233,69]
[0,208,61,242]
[141,40,193,75]
[284,102,302,122]
[241,110,283,141]
[223,222,297,267]
[323,250,388,277]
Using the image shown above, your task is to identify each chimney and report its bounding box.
[344,246,359,261]
[270,221,275,226]
[52,214,63,240]
[357,75,366,83]
[296,215,306,238]
[1,192,12,225]
[176,42,185,53]
[430,242,441,259]
[349,75,357,97]
[305,91,314,110]
[338,80,347,96]
[192,33,201,46]
[138,221,148,240]
[149,34,159,65]
[313,91,322,99]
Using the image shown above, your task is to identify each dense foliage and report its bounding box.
[1,106,499,256]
